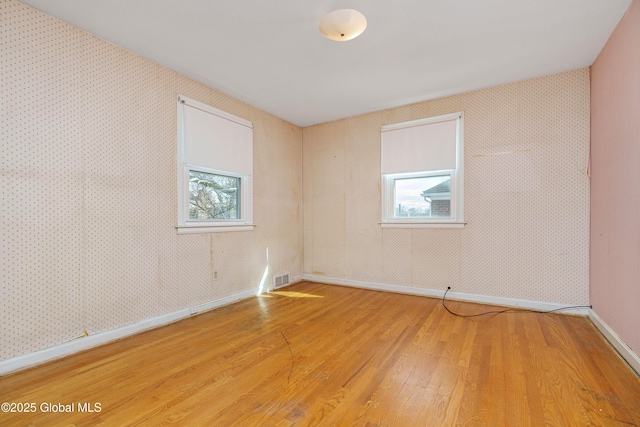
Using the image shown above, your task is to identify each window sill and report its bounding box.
[380,222,466,229]
[176,224,255,234]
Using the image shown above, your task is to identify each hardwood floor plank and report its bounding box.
[1,282,639,426]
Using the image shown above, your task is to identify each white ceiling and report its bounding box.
[21,0,631,127]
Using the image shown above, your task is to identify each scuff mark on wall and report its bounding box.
[572,160,590,178]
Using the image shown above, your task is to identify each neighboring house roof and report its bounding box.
[421,179,450,197]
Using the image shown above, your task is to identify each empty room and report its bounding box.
[1,0,640,425]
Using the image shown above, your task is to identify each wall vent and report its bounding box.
[274,273,290,288]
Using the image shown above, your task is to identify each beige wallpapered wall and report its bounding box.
[1,0,591,363]
[303,69,590,304]
[0,0,303,361]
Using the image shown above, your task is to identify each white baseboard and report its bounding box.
[0,274,308,377]
[0,273,596,377]
[589,309,640,376]
[301,274,590,315]
[302,275,640,375]
[0,289,257,377]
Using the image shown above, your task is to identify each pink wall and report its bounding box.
[591,0,640,355]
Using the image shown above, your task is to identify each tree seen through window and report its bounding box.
[189,170,240,220]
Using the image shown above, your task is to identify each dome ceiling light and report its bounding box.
[318,9,367,42]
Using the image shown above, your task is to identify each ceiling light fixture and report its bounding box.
[318,9,367,42]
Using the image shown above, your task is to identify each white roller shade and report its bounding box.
[182,99,253,175]
[382,115,458,174]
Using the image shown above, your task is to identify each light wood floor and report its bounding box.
[1,282,639,426]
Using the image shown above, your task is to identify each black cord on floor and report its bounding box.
[442,287,592,318]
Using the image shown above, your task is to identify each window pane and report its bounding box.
[189,171,240,220]
[394,175,451,218]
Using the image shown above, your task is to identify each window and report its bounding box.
[381,112,464,228]
[188,169,240,220]
[177,96,254,233]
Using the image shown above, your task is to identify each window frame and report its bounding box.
[380,112,465,229]
[176,96,254,234]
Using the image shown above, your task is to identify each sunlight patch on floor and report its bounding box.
[269,291,323,298]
